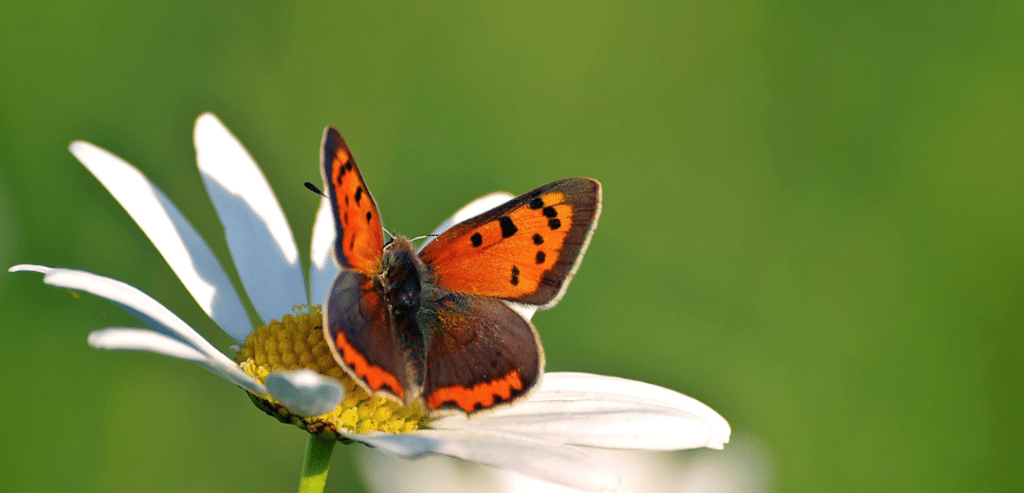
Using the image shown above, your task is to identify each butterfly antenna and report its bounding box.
[383,227,396,241]
[304,182,326,197]
[409,233,439,243]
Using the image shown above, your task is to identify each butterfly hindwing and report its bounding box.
[419,291,543,413]
[419,177,601,308]
[321,127,384,273]
[323,269,410,402]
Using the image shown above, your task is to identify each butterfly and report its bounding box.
[320,127,601,415]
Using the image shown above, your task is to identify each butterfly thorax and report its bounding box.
[377,235,431,388]
[378,236,429,320]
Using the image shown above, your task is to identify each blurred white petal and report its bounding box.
[69,140,252,343]
[674,434,775,493]
[356,429,620,493]
[358,434,773,493]
[357,451,497,493]
[265,369,346,417]
[194,113,307,323]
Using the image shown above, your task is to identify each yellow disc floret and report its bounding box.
[236,305,426,438]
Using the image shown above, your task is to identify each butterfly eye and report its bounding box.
[397,290,419,310]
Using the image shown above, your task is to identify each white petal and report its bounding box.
[13,265,265,394]
[353,430,620,493]
[431,372,731,451]
[88,327,208,362]
[264,369,345,417]
[88,327,267,395]
[69,140,252,343]
[9,265,245,376]
[309,196,339,307]
[194,113,307,323]
[537,373,731,448]
[419,192,515,250]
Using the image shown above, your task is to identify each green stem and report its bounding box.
[298,434,336,493]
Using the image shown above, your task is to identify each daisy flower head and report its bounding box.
[11,114,731,492]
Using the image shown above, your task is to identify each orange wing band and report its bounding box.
[334,330,405,400]
[426,370,524,412]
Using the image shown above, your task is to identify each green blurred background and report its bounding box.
[1,1,1021,492]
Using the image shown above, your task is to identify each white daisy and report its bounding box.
[10,113,731,493]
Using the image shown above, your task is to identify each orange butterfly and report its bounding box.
[320,128,601,414]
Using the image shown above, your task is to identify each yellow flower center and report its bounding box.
[235,305,426,436]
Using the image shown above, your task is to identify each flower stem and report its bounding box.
[298,433,336,493]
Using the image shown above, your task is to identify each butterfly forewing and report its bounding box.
[321,127,384,273]
[420,292,543,413]
[419,177,601,308]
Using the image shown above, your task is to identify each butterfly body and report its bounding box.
[321,127,600,415]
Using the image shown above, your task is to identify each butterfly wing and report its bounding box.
[324,270,410,402]
[321,127,408,402]
[419,291,542,413]
[419,177,601,308]
[321,127,384,273]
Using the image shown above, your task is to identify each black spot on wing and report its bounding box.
[529,197,544,209]
[355,186,363,204]
[542,206,557,218]
[511,265,520,286]
[548,218,561,230]
[471,232,483,247]
[499,216,518,238]
[535,251,546,264]
[532,233,544,245]
[366,211,372,223]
